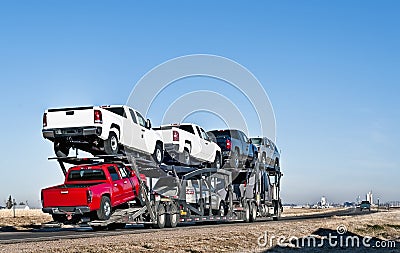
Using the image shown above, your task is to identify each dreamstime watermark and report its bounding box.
[257,225,397,249]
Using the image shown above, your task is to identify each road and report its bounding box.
[0,208,370,244]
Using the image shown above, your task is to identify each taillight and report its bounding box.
[94,110,102,124]
[186,188,195,195]
[173,130,179,141]
[43,113,47,127]
[86,190,93,203]
[226,138,231,150]
[41,191,44,206]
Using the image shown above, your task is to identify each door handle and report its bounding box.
[114,183,117,187]
[124,181,127,184]
[141,129,145,132]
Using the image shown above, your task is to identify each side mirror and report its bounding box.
[146,119,152,129]
[247,139,252,144]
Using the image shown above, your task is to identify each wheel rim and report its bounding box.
[104,201,111,217]
[110,136,118,151]
[252,205,257,218]
[156,148,162,163]
[171,213,177,224]
[219,204,224,216]
[159,213,165,225]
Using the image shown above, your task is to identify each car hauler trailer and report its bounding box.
[42,153,282,230]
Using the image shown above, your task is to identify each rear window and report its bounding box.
[361,201,370,204]
[103,107,126,118]
[251,138,262,145]
[179,125,195,134]
[68,169,106,181]
[209,130,231,139]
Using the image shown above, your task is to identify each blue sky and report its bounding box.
[0,1,399,206]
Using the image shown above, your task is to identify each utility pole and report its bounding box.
[377,198,380,212]
[12,199,16,218]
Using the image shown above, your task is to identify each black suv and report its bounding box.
[207,129,257,169]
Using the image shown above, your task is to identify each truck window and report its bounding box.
[107,166,120,181]
[200,128,209,140]
[136,112,146,127]
[67,169,106,181]
[179,125,195,134]
[103,107,127,118]
[117,165,130,178]
[195,126,202,137]
[239,131,248,142]
[231,130,240,140]
[129,109,138,124]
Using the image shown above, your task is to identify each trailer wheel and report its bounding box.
[97,196,112,220]
[104,132,119,155]
[217,202,226,216]
[243,202,250,222]
[273,201,281,221]
[166,203,179,228]
[54,141,70,158]
[250,202,257,222]
[153,204,166,229]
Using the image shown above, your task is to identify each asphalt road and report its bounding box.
[0,208,371,244]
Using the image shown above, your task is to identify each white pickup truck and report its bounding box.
[154,123,221,168]
[42,105,164,163]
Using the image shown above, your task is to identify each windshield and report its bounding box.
[68,169,106,181]
[251,138,262,145]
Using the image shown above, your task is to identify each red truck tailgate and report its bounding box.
[42,185,93,207]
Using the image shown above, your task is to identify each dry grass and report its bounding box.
[281,207,346,217]
[0,209,52,230]
[0,209,398,252]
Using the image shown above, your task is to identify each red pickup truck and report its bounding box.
[41,162,145,223]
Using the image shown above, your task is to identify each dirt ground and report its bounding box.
[0,208,399,252]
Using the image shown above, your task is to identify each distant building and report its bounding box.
[321,196,327,207]
[366,191,373,204]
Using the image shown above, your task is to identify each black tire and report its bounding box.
[104,132,119,155]
[153,204,166,229]
[243,202,250,222]
[198,199,205,215]
[181,149,191,166]
[96,196,112,220]
[217,202,226,216]
[152,143,164,164]
[165,203,179,228]
[230,149,240,169]
[52,214,66,223]
[273,201,281,221]
[212,153,222,169]
[250,202,257,222]
[54,141,70,158]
